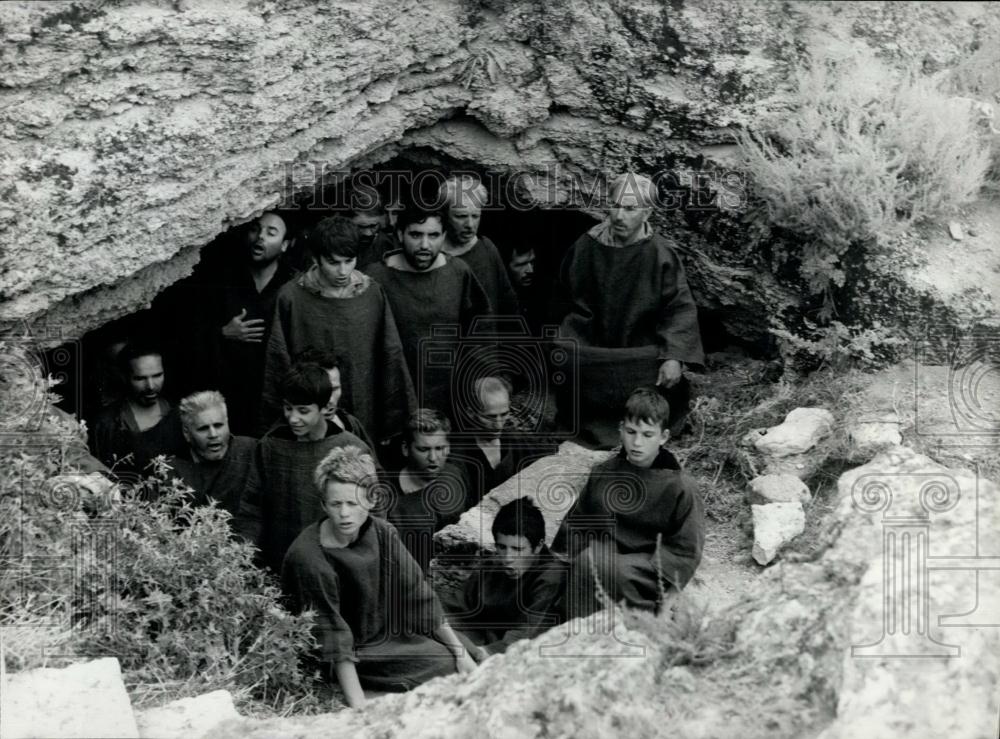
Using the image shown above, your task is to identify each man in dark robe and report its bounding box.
[184,211,296,435]
[451,377,558,510]
[89,342,186,480]
[166,390,255,516]
[235,362,377,574]
[281,446,474,708]
[349,200,397,270]
[439,176,519,317]
[364,205,492,417]
[502,244,547,336]
[552,388,704,615]
[551,173,704,448]
[384,409,469,572]
[260,217,415,443]
[446,497,566,659]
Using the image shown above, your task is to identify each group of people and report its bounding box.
[84,172,707,708]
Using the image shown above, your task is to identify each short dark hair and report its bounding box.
[310,216,359,261]
[279,361,332,408]
[118,340,163,375]
[404,408,452,444]
[491,497,546,549]
[293,347,341,372]
[500,241,535,267]
[395,204,444,234]
[623,386,671,429]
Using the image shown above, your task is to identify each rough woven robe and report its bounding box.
[552,231,705,447]
[384,462,469,571]
[454,237,519,316]
[233,425,375,573]
[451,433,558,510]
[551,448,704,611]
[364,254,492,415]
[448,544,567,655]
[89,400,186,479]
[259,275,415,441]
[281,517,456,690]
[166,435,256,516]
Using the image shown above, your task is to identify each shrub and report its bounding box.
[0,449,321,712]
[737,54,993,317]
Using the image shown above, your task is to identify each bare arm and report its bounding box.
[334,660,367,709]
[433,622,476,673]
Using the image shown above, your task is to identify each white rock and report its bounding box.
[748,474,811,505]
[0,658,138,739]
[948,220,964,240]
[751,502,805,565]
[754,407,834,457]
[135,690,240,739]
[847,419,902,456]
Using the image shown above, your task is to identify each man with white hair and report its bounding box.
[551,172,704,448]
[439,175,519,316]
[167,390,255,515]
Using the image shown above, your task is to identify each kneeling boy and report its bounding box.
[281,446,474,708]
[552,386,704,615]
[451,497,567,659]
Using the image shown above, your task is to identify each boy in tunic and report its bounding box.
[235,362,376,574]
[260,216,415,443]
[281,446,475,708]
[89,342,186,479]
[551,173,704,448]
[364,205,491,416]
[450,497,567,659]
[439,175,519,317]
[385,409,469,572]
[166,390,255,515]
[552,386,704,616]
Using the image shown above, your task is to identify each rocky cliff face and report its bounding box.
[2,0,996,344]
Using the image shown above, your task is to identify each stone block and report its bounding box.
[753,407,834,457]
[751,502,805,565]
[0,658,138,739]
[135,690,240,739]
[748,474,811,505]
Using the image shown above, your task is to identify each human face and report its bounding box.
[183,406,231,462]
[474,389,510,440]
[248,213,289,265]
[495,533,542,579]
[446,205,481,246]
[322,367,343,420]
[321,480,371,543]
[350,212,384,247]
[127,355,164,407]
[283,402,326,440]
[317,253,356,289]
[620,417,670,468]
[508,250,536,289]
[398,217,445,271]
[609,191,652,245]
[404,431,450,478]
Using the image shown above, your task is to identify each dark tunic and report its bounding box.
[356,233,397,271]
[165,435,256,516]
[281,517,456,691]
[552,231,704,447]
[260,273,415,441]
[453,237,519,316]
[89,399,186,480]
[384,462,469,572]
[364,254,492,415]
[551,449,704,613]
[451,433,558,510]
[450,545,566,655]
[233,424,375,573]
[188,256,296,436]
[330,409,379,465]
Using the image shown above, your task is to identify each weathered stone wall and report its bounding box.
[2,0,996,344]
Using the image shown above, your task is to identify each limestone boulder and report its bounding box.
[0,657,138,739]
[748,474,811,506]
[753,407,834,458]
[135,690,240,739]
[846,412,903,457]
[751,502,805,565]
